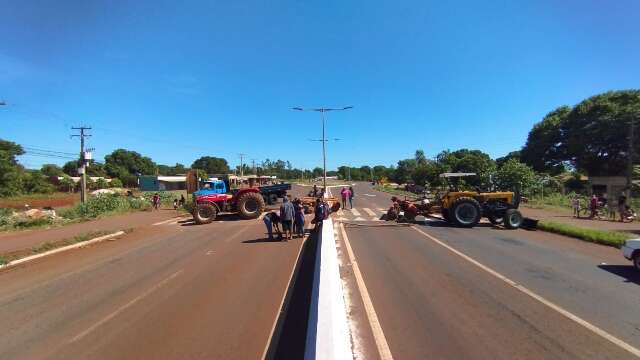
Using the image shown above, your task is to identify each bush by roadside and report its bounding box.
[537,221,633,248]
[373,184,419,198]
[60,194,151,219]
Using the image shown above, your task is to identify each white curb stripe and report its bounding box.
[1,231,126,269]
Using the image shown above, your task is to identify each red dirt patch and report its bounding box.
[0,193,79,210]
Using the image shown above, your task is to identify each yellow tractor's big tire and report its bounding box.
[451,197,481,228]
[237,192,265,219]
[194,203,217,224]
[503,209,523,229]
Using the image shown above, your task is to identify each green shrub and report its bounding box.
[141,191,184,206]
[61,194,151,219]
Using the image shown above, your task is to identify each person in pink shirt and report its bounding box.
[341,187,351,209]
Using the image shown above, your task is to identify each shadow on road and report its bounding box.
[265,232,317,360]
[243,237,284,243]
[598,265,640,286]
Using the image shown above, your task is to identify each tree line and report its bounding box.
[0,141,326,197]
[344,90,640,195]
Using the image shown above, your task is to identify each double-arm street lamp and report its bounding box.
[292,106,353,189]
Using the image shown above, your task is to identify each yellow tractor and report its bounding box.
[437,173,523,229]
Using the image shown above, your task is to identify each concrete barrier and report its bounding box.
[304,201,352,359]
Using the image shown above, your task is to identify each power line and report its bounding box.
[22,146,77,156]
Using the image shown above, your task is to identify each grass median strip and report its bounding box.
[0,229,128,267]
[537,221,633,248]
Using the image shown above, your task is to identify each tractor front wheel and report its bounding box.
[503,209,523,229]
[451,197,481,228]
[194,203,217,224]
[237,192,265,219]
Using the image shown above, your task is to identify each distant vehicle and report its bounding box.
[192,179,290,224]
[622,239,640,271]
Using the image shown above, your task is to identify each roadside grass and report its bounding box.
[537,221,633,248]
[373,184,418,198]
[0,229,120,267]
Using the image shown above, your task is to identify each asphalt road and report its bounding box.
[0,185,310,360]
[334,182,640,359]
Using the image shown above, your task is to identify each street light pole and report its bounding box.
[321,110,327,189]
[292,106,353,190]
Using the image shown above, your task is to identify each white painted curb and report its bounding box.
[0,231,125,269]
[305,193,352,359]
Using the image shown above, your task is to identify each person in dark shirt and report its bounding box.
[263,211,281,241]
[313,198,325,232]
[280,197,295,241]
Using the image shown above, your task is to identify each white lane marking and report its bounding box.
[339,222,394,360]
[353,217,366,222]
[206,250,214,255]
[152,218,179,226]
[363,208,376,216]
[410,226,640,358]
[364,194,376,197]
[351,208,361,217]
[69,270,183,343]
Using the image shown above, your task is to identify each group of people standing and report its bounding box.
[263,197,307,241]
[264,185,338,241]
[572,193,630,222]
[340,186,355,209]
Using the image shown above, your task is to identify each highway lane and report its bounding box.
[0,185,309,360]
[336,182,640,359]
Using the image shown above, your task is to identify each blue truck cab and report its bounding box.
[193,180,228,196]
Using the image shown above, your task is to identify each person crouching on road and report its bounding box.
[293,198,305,238]
[263,211,282,241]
[280,197,295,241]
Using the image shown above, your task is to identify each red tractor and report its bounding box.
[192,179,266,224]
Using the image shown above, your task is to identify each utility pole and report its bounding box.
[71,126,92,203]
[293,106,353,190]
[238,153,246,179]
[627,117,635,198]
[251,159,257,175]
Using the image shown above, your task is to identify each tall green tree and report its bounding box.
[520,106,569,175]
[521,90,640,176]
[40,164,64,177]
[563,90,640,175]
[436,149,496,188]
[105,149,157,187]
[191,156,229,175]
[0,139,25,196]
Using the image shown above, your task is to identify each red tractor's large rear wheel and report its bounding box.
[237,192,265,219]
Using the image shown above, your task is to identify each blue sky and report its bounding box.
[1,0,639,171]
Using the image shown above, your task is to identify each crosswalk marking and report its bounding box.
[363,208,376,216]
[351,208,361,216]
